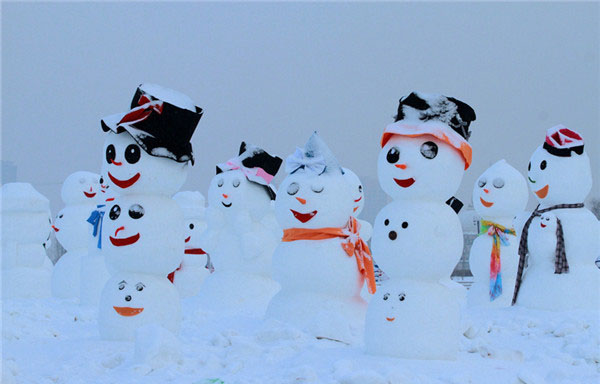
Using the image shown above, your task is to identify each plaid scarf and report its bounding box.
[511,203,583,305]
[480,220,516,301]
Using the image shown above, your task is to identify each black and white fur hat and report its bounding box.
[101,83,203,165]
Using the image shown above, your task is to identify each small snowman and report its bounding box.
[1,183,53,299]
[197,142,282,317]
[97,84,202,340]
[512,125,599,311]
[467,160,528,307]
[170,191,211,297]
[266,133,376,343]
[342,168,373,241]
[51,171,100,299]
[366,92,476,360]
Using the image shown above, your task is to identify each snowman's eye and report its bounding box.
[383,293,390,300]
[420,141,438,159]
[135,283,145,292]
[232,178,240,188]
[358,185,363,193]
[125,144,141,164]
[287,182,299,195]
[493,178,505,188]
[545,217,550,221]
[48,218,51,224]
[386,147,400,164]
[109,205,121,220]
[401,221,408,229]
[311,185,324,193]
[99,176,104,184]
[118,281,126,290]
[399,294,406,301]
[478,178,487,188]
[189,223,194,230]
[384,219,390,226]
[128,204,144,219]
[106,144,116,164]
[528,162,531,171]
[217,179,224,188]
[540,160,547,170]
[59,214,64,219]
[79,178,86,184]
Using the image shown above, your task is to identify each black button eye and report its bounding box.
[384,219,389,226]
[401,222,408,229]
[420,141,438,159]
[128,204,144,219]
[232,178,240,188]
[528,162,531,171]
[540,160,547,170]
[358,185,363,193]
[136,283,144,292]
[189,223,194,230]
[106,144,116,164]
[287,182,299,195]
[386,147,400,164]
[217,179,224,188]
[399,293,406,301]
[388,231,397,240]
[109,205,121,220]
[478,178,487,188]
[125,144,141,164]
[383,293,390,300]
[118,283,125,290]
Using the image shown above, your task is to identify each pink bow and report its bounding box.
[220,158,274,185]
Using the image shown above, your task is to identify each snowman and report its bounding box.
[342,168,373,241]
[365,92,476,360]
[51,171,100,299]
[196,142,282,317]
[467,160,528,307]
[81,174,117,306]
[512,125,599,311]
[97,84,202,340]
[265,133,376,343]
[169,191,211,297]
[1,183,53,299]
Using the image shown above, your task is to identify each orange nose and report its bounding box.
[222,194,228,199]
[483,189,489,194]
[296,197,307,205]
[395,164,407,169]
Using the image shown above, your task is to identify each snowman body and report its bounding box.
[1,183,52,299]
[468,160,528,307]
[197,169,280,316]
[518,132,600,311]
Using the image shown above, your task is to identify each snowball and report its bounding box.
[60,171,100,205]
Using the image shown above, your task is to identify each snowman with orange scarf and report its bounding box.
[266,132,376,344]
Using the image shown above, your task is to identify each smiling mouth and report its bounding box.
[108,172,141,189]
[394,178,415,188]
[480,197,494,208]
[354,196,362,203]
[386,317,395,322]
[528,176,536,183]
[535,185,549,199]
[291,209,318,223]
[83,191,96,198]
[113,306,144,317]
[222,202,232,208]
[109,233,140,247]
[541,223,547,228]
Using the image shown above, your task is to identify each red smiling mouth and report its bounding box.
[386,317,395,322]
[84,191,96,198]
[291,209,318,223]
[394,178,415,188]
[541,223,547,228]
[480,197,494,208]
[354,196,362,203]
[113,306,144,317]
[109,233,140,247]
[108,172,141,189]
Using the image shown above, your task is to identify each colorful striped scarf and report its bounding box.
[480,220,516,301]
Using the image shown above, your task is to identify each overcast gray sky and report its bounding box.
[2,2,599,221]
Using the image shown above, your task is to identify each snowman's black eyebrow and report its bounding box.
[118,280,127,285]
[135,282,146,287]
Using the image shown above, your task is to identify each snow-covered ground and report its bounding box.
[2,295,598,384]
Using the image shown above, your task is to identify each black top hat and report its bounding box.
[101,84,203,165]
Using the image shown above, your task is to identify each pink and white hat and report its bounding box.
[543,125,584,157]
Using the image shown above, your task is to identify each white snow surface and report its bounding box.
[2,296,598,383]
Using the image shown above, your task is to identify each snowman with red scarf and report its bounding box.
[265,133,376,344]
[96,84,203,340]
[365,92,476,359]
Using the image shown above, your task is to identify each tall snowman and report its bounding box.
[512,125,599,311]
[196,142,282,317]
[97,84,203,340]
[468,160,528,307]
[365,92,476,359]
[266,133,376,343]
[1,183,53,299]
[169,191,211,298]
[51,171,100,299]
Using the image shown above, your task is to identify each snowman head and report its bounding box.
[100,83,203,196]
[473,159,528,220]
[342,168,365,217]
[208,142,282,221]
[173,191,207,248]
[377,289,408,323]
[61,171,100,205]
[538,212,558,231]
[53,206,93,251]
[378,92,475,200]
[275,133,353,229]
[102,195,183,275]
[527,126,591,206]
